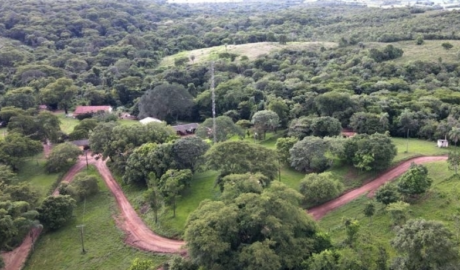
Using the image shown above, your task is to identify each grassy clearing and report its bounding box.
[56,113,79,134]
[392,137,452,162]
[160,41,337,67]
[368,40,460,64]
[116,170,220,239]
[25,166,168,270]
[55,111,140,134]
[319,161,459,258]
[17,154,59,199]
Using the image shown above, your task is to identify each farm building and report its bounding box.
[73,106,112,116]
[437,139,449,148]
[172,123,199,136]
[139,117,163,125]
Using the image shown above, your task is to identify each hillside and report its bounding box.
[159,41,338,66]
[368,40,460,63]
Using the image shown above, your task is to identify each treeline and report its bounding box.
[1,0,460,115]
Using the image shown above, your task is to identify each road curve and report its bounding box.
[2,155,448,270]
[307,156,448,220]
[92,158,186,254]
[57,155,186,254]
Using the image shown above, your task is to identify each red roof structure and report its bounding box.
[73,106,112,115]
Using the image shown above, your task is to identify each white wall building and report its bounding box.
[139,117,163,125]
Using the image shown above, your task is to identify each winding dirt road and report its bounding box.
[2,154,448,270]
[55,155,186,254]
[307,156,448,220]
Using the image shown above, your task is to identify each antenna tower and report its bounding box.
[211,62,217,144]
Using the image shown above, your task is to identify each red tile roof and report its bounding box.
[74,106,111,115]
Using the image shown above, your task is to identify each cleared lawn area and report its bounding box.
[160,41,337,67]
[25,167,167,270]
[392,137,451,162]
[17,154,60,199]
[56,113,79,134]
[319,161,457,257]
[56,111,140,134]
[118,170,220,239]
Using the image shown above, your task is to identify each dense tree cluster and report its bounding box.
[3,1,460,268]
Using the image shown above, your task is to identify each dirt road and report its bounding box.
[307,156,448,220]
[92,158,186,254]
[54,155,186,253]
[2,154,447,270]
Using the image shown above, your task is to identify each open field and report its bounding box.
[17,154,60,199]
[319,161,458,257]
[159,41,338,67]
[55,112,140,134]
[56,113,79,135]
[368,40,460,64]
[24,167,167,270]
[392,137,452,162]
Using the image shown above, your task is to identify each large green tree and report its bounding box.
[448,151,460,174]
[350,112,389,134]
[159,169,189,217]
[375,183,400,206]
[391,219,460,270]
[299,172,343,205]
[138,83,194,123]
[45,143,82,173]
[342,133,397,171]
[397,163,432,198]
[289,136,332,172]
[40,78,78,114]
[185,182,327,270]
[397,109,419,153]
[172,137,209,173]
[0,133,42,170]
[37,195,76,230]
[251,110,279,139]
[196,116,244,142]
[275,137,299,165]
[205,141,278,189]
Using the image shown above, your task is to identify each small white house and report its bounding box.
[139,117,163,125]
[437,139,449,148]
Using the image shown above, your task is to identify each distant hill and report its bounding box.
[160,41,338,67]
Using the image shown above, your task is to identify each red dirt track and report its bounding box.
[56,155,186,254]
[307,156,448,220]
[1,154,447,270]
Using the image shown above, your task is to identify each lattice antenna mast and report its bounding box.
[211,61,217,144]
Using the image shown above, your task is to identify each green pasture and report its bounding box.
[319,161,458,257]
[25,167,167,270]
[17,154,60,199]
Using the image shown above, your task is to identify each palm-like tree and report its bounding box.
[449,127,460,146]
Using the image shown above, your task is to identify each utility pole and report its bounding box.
[76,197,87,254]
[76,224,86,254]
[85,149,89,170]
[211,61,217,144]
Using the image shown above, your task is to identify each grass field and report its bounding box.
[392,137,452,162]
[25,167,167,270]
[319,161,458,257]
[55,112,140,134]
[17,154,60,199]
[368,40,460,64]
[159,41,338,67]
